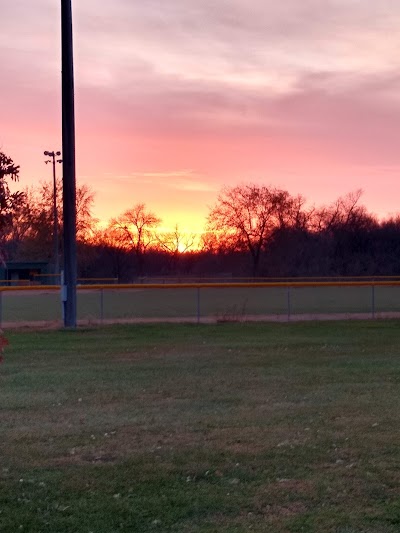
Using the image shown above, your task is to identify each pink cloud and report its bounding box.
[3,0,400,228]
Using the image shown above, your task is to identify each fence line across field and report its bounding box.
[5,274,400,287]
[0,280,399,290]
[136,275,400,283]
[0,281,400,326]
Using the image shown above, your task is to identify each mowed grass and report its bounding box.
[1,321,400,532]
[4,284,400,324]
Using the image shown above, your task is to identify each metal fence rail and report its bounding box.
[1,281,400,327]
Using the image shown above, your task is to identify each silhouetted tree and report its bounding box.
[0,151,24,262]
[155,224,196,273]
[310,190,378,275]
[207,184,307,275]
[89,226,132,280]
[6,179,97,262]
[111,203,161,277]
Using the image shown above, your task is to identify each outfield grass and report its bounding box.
[1,321,400,532]
[3,284,400,325]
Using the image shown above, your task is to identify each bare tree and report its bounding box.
[75,183,98,241]
[207,184,304,275]
[156,224,196,254]
[155,224,196,273]
[309,190,378,275]
[199,231,221,254]
[89,226,131,280]
[311,190,368,233]
[5,179,97,261]
[111,203,161,276]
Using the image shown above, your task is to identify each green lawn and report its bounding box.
[1,321,400,532]
[3,284,400,325]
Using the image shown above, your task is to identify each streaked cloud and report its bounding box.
[106,170,218,193]
[3,0,400,225]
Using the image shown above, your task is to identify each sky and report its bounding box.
[2,0,400,233]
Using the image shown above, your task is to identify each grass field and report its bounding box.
[3,284,400,325]
[1,321,400,532]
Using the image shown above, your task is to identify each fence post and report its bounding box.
[287,285,291,322]
[60,270,66,322]
[196,287,201,324]
[371,284,375,319]
[100,288,104,323]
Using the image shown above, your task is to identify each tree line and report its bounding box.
[2,150,400,279]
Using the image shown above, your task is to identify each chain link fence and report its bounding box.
[1,282,400,327]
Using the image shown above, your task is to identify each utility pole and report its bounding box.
[44,150,62,280]
[61,0,77,327]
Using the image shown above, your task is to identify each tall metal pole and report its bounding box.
[61,0,77,327]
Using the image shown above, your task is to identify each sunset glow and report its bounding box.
[3,1,400,232]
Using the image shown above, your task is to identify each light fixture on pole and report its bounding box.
[44,150,62,279]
